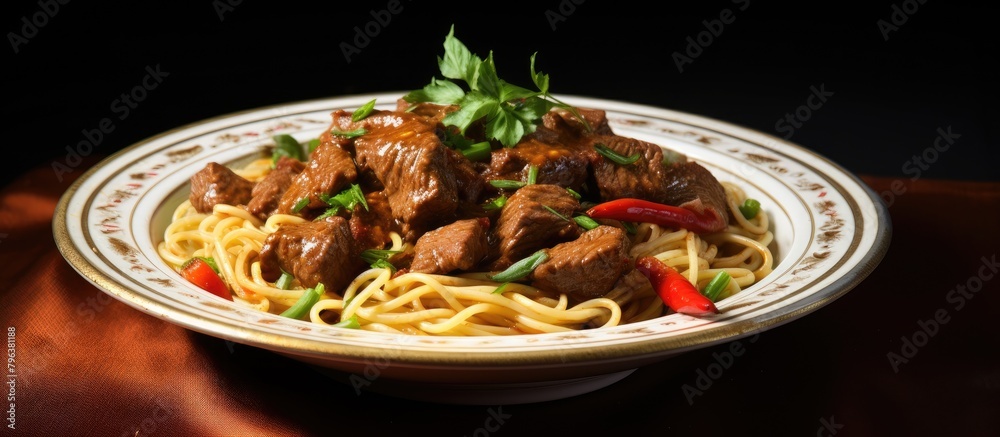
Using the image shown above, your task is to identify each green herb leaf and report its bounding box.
[461,141,492,161]
[315,184,368,220]
[360,249,401,265]
[271,134,305,168]
[352,99,377,122]
[307,138,321,154]
[492,282,509,294]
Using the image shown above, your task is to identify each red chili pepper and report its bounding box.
[635,256,719,317]
[586,198,726,233]
[180,258,233,301]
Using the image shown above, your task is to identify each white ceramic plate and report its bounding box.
[54,93,891,404]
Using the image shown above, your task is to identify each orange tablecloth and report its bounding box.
[2,160,998,436]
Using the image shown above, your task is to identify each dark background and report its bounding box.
[3,1,999,436]
[2,0,996,189]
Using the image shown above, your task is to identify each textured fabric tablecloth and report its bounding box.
[2,160,998,436]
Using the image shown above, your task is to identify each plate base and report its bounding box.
[312,366,637,405]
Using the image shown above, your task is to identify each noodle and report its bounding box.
[157,157,775,335]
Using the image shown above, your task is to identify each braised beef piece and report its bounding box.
[332,109,474,241]
[410,218,491,274]
[659,161,730,232]
[246,156,306,220]
[258,216,363,291]
[484,136,592,193]
[276,142,358,215]
[530,225,632,300]
[542,107,615,139]
[490,184,582,270]
[349,190,397,251]
[589,134,673,202]
[189,162,255,213]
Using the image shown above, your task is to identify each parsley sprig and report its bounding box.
[403,25,587,148]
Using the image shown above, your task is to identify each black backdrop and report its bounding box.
[4,0,996,189]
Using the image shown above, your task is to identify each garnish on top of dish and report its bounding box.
[157,26,774,336]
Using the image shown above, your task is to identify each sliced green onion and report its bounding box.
[527,165,539,185]
[492,282,509,295]
[360,249,401,265]
[333,315,360,329]
[483,195,507,211]
[488,250,549,283]
[621,221,637,235]
[543,205,569,222]
[573,215,601,230]
[490,179,525,189]
[370,259,397,273]
[330,127,367,138]
[352,99,377,122]
[280,283,325,320]
[292,196,310,213]
[739,198,761,220]
[275,270,294,290]
[461,141,492,161]
[595,144,640,165]
[702,271,732,302]
[566,188,582,200]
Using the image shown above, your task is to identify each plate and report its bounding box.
[53,92,891,404]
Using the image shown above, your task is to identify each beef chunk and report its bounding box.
[246,156,306,220]
[277,142,358,215]
[484,136,592,192]
[189,162,254,213]
[589,134,672,203]
[531,226,632,300]
[542,107,615,138]
[410,218,491,274]
[349,190,397,251]
[335,109,464,239]
[490,184,581,270]
[258,216,363,291]
[659,161,730,232]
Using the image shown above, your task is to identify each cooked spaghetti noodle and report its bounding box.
[157,158,773,335]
